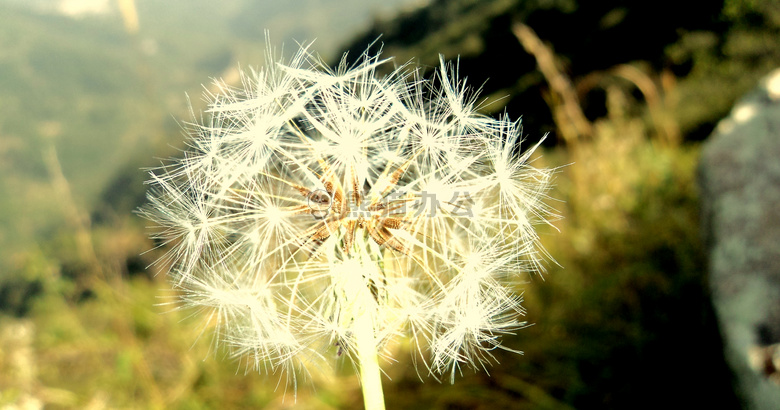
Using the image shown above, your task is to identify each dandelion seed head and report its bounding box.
[140,39,555,388]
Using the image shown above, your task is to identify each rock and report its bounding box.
[699,67,780,409]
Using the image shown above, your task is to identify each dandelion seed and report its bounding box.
[140,39,556,409]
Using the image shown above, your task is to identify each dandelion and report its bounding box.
[140,40,555,409]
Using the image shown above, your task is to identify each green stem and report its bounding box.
[354,309,385,410]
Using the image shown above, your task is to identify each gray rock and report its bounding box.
[699,67,780,409]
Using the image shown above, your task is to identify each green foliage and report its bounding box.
[670,0,780,139]
[524,137,731,407]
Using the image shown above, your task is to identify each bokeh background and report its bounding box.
[0,0,778,408]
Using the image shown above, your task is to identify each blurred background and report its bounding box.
[0,0,778,408]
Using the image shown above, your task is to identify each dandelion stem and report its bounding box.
[354,309,385,410]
